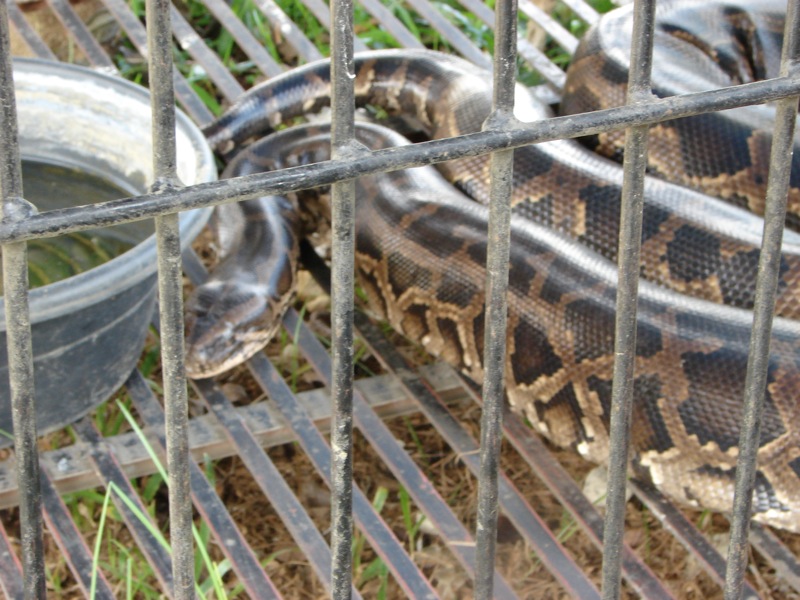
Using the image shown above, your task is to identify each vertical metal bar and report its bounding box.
[600,0,656,598]
[145,0,194,596]
[723,1,800,598]
[329,0,357,593]
[0,1,45,597]
[473,0,517,597]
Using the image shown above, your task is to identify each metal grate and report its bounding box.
[0,0,797,597]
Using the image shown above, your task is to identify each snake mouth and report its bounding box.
[184,280,282,379]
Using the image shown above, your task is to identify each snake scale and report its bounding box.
[186,0,800,532]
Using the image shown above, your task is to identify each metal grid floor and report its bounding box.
[0,0,798,597]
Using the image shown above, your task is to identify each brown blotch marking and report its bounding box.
[510,319,563,386]
[534,383,587,446]
[435,317,466,368]
[356,265,388,319]
[564,298,615,363]
[436,270,479,309]
[790,456,800,480]
[357,230,384,263]
[387,251,432,297]
[472,311,485,369]
[400,303,431,342]
[678,348,787,451]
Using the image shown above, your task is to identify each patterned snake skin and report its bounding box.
[186,0,800,531]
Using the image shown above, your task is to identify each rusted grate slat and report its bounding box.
[70,418,176,594]
[39,473,116,598]
[281,304,520,598]
[125,370,284,599]
[7,1,55,60]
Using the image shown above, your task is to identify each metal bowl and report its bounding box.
[0,59,215,440]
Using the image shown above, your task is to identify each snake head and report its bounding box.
[184,279,289,379]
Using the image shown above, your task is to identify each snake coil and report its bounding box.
[187,0,800,532]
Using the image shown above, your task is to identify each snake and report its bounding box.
[186,0,800,532]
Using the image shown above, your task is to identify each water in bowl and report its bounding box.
[0,160,154,291]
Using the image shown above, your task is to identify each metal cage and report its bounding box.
[0,0,798,597]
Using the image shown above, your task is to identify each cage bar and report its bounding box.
[0,0,44,595]
[601,0,656,597]
[0,0,797,596]
[723,1,800,598]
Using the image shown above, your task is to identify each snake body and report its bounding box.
[188,0,800,532]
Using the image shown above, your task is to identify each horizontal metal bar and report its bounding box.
[0,367,464,510]
[2,73,798,243]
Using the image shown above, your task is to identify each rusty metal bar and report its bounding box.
[0,0,44,596]
[97,0,214,124]
[723,1,800,597]
[46,0,118,73]
[601,0,656,597]
[6,2,55,60]
[3,72,800,243]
